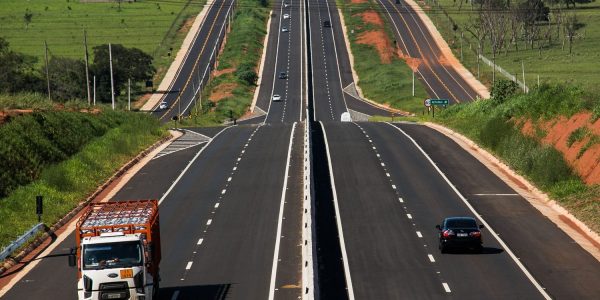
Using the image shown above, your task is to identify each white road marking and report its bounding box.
[206,219,212,225]
[214,203,220,208]
[237,157,241,161]
[442,282,451,293]
[428,254,435,262]
[386,173,390,177]
[416,231,422,238]
[197,238,203,245]
[227,177,232,182]
[388,123,552,299]
[381,163,385,167]
[399,198,404,203]
[392,184,396,190]
[233,167,237,171]
[407,213,413,219]
[268,123,297,300]
[221,189,226,194]
[159,127,231,205]
[185,261,193,270]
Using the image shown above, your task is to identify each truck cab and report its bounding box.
[70,200,160,300]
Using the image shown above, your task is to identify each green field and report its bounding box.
[416,0,600,93]
[338,0,428,114]
[0,0,204,81]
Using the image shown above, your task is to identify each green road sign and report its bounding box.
[429,99,449,105]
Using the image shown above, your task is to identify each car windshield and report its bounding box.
[446,218,477,228]
[83,241,143,270]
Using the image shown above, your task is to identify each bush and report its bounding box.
[491,79,519,105]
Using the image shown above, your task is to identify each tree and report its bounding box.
[90,44,156,102]
[563,13,583,54]
[0,38,42,94]
[479,0,509,84]
[24,9,33,29]
[44,57,87,101]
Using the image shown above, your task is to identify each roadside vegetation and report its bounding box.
[176,0,269,126]
[414,0,600,93]
[0,104,167,250]
[338,0,428,114]
[426,81,600,232]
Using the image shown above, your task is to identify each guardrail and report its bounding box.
[0,223,45,262]
[479,54,530,93]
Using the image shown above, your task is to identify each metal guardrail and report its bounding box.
[0,223,45,262]
[479,54,530,93]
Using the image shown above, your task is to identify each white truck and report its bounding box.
[69,200,161,300]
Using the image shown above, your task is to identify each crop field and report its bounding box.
[415,0,600,93]
[0,0,204,68]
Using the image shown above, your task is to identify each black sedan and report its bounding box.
[436,217,484,253]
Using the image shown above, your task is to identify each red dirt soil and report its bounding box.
[351,0,367,3]
[520,112,600,185]
[213,67,235,77]
[359,11,384,27]
[209,83,237,102]
[356,30,394,64]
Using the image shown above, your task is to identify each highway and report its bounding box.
[2,0,600,298]
[376,0,481,103]
[151,0,235,122]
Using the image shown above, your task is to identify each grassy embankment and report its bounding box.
[0,95,167,251]
[0,0,205,87]
[338,0,428,114]
[175,0,269,126]
[414,0,600,93]
[430,84,600,232]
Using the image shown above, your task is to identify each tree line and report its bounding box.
[0,37,155,104]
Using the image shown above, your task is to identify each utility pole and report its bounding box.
[44,41,51,101]
[84,29,91,105]
[93,75,96,105]
[412,71,415,96]
[128,78,131,111]
[522,61,526,93]
[109,43,115,110]
[460,32,464,61]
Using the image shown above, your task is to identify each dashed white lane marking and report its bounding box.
[227,177,232,182]
[442,282,451,293]
[391,184,397,190]
[399,198,404,203]
[185,261,193,270]
[381,163,385,166]
[416,231,422,238]
[233,167,237,171]
[221,189,226,194]
[237,157,242,161]
[197,238,203,245]
[386,173,390,177]
[214,203,220,208]
[428,254,435,262]
[171,290,180,300]
[206,219,212,225]
[407,213,413,219]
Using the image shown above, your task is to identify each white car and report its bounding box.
[283,14,290,19]
[158,101,168,110]
[282,27,289,32]
[341,112,352,122]
[284,3,290,7]
[272,94,282,102]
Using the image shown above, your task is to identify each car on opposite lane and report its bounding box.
[272,94,282,102]
[282,27,289,32]
[158,101,168,110]
[283,13,290,19]
[436,217,484,253]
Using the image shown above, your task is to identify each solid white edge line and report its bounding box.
[159,126,231,205]
[322,0,349,113]
[302,120,316,300]
[307,0,316,121]
[320,121,356,300]
[268,122,297,300]
[386,122,551,300]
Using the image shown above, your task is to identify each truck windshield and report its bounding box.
[83,241,143,270]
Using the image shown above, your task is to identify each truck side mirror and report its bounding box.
[68,254,76,267]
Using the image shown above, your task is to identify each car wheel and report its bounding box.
[439,243,446,254]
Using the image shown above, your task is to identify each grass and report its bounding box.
[338,0,428,114]
[0,109,167,250]
[177,0,269,126]
[0,0,205,85]
[414,0,600,94]
[427,83,600,232]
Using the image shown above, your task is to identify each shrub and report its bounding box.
[491,79,519,105]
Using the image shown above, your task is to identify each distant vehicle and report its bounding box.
[272,94,282,102]
[283,13,290,19]
[340,112,352,122]
[69,200,161,300]
[279,71,287,79]
[158,101,168,110]
[323,20,331,27]
[436,217,484,253]
[282,27,289,32]
[284,3,290,7]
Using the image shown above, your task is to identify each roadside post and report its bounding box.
[36,195,43,222]
[428,99,449,118]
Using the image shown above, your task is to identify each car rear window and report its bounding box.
[446,219,476,228]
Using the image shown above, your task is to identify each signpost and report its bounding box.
[424,99,449,117]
